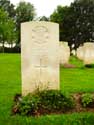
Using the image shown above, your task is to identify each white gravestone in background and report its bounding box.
[77,46,84,60]
[59,42,70,64]
[21,21,59,95]
[83,42,94,64]
[77,43,94,64]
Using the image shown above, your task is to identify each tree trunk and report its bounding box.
[2,41,5,53]
[11,41,13,53]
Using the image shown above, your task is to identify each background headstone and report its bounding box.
[77,43,94,64]
[77,46,84,60]
[59,42,70,64]
[21,21,59,95]
[83,42,94,64]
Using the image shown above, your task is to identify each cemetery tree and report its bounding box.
[70,0,94,49]
[6,19,17,50]
[0,9,8,52]
[50,6,75,50]
[16,1,36,45]
[0,0,16,18]
[50,6,72,41]
[0,9,16,52]
[50,0,94,50]
[0,0,17,51]
[39,16,49,21]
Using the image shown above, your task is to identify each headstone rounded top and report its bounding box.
[84,42,94,47]
[59,41,68,46]
[21,21,59,26]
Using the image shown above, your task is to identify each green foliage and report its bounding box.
[39,16,49,21]
[0,8,17,52]
[14,90,75,116]
[18,94,40,115]
[0,0,17,53]
[50,6,71,41]
[0,0,36,52]
[81,93,94,107]
[38,90,75,111]
[50,0,94,49]
[85,64,94,68]
[0,0,16,18]
[16,1,35,27]
[15,1,36,44]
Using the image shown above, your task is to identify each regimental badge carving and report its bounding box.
[32,26,49,44]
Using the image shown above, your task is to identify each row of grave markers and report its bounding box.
[77,42,94,64]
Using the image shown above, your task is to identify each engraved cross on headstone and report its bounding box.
[35,56,48,83]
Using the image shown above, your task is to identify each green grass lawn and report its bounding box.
[61,56,94,93]
[0,54,94,125]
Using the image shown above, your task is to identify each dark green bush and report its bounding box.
[18,94,40,115]
[81,93,94,108]
[85,64,94,68]
[13,90,75,116]
[38,90,75,111]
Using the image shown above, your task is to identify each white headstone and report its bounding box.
[77,46,84,60]
[21,21,59,95]
[59,42,70,64]
[83,42,94,64]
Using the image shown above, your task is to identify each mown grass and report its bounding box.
[1,113,94,125]
[61,56,94,93]
[0,54,21,123]
[0,54,94,125]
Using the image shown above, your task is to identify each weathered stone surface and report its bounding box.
[83,43,94,64]
[59,42,70,64]
[77,43,94,64]
[21,21,59,95]
[77,46,84,60]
